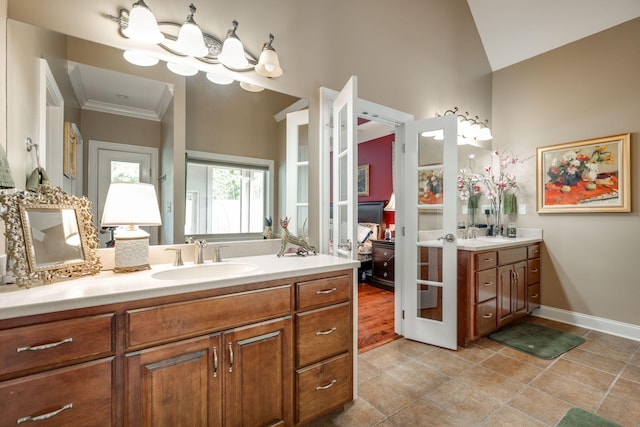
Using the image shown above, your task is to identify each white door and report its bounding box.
[401,115,459,350]
[285,109,309,236]
[88,141,158,247]
[332,77,358,259]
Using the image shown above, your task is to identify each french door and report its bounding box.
[400,115,459,350]
[331,76,358,259]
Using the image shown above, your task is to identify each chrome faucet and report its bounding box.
[195,240,207,264]
[165,248,184,266]
[211,245,229,263]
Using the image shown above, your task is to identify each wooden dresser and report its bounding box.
[370,240,395,291]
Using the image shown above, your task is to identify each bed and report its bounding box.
[330,201,386,280]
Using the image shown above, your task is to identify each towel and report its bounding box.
[503,192,518,215]
[26,167,50,192]
[0,144,15,189]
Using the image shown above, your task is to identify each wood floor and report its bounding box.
[357,283,399,353]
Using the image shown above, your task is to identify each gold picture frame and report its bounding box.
[358,164,370,196]
[63,122,77,178]
[536,133,630,213]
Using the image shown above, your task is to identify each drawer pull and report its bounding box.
[531,294,539,298]
[483,313,494,319]
[228,342,234,373]
[483,258,494,262]
[531,268,539,273]
[212,346,218,378]
[482,282,493,287]
[17,337,73,353]
[315,287,337,295]
[315,327,337,336]
[17,403,73,424]
[315,379,337,391]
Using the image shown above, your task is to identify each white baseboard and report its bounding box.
[533,305,640,342]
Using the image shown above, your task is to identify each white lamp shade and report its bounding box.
[167,61,199,76]
[123,50,159,66]
[126,0,164,44]
[384,193,396,211]
[255,48,282,77]
[239,82,264,92]
[174,22,208,57]
[219,36,249,69]
[206,69,234,85]
[101,182,162,227]
[477,127,493,141]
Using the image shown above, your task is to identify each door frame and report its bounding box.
[88,140,159,244]
[318,87,413,336]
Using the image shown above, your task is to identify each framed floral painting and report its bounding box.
[536,133,630,213]
[418,166,443,207]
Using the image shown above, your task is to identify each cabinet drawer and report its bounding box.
[373,261,394,281]
[0,314,114,378]
[297,274,350,310]
[476,269,497,302]
[528,283,541,311]
[476,299,497,336]
[0,358,113,427]
[296,353,352,425]
[528,244,540,259]
[527,259,540,285]
[498,247,527,265]
[475,251,497,270]
[127,285,291,348]
[296,303,351,367]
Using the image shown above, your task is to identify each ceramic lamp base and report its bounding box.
[113,235,150,273]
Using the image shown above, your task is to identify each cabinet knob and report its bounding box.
[383,262,388,267]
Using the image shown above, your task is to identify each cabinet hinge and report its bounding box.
[402,310,405,320]
[402,143,406,153]
[402,226,405,236]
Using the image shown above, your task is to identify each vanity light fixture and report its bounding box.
[423,107,493,145]
[100,182,162,273]
[110,2,284,91]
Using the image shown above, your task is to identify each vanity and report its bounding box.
[0,253,358,427]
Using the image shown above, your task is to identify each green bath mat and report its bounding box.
[489,322,585,359]
[556,408,623,427]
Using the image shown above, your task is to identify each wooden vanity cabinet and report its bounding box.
[0,268,354,427]
[458,242,542,347]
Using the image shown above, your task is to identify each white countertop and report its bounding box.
[418,228,543,251]
[0,254,359,320]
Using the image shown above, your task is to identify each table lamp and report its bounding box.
[100,182,162,272]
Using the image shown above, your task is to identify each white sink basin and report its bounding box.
[151,262,257,281]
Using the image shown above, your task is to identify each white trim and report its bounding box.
[40,59,65,188]
[274,98,310,123]
[533,305,640,342]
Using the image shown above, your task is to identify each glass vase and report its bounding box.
[492,205,503,237]
[467,195,479,227]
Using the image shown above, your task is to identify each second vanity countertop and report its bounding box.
[0,253,360,321]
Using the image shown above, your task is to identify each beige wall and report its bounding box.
[492,18,640,326]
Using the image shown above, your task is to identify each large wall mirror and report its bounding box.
[6,18,307,247]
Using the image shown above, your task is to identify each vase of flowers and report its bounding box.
[546,146,613,186]
[457,155,482,226]
[481,150,519,237]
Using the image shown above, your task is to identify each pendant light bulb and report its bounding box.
[126,0,164,44]
[219,20,249,69]
[255,34,283,78]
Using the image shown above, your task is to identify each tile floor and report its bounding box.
[308,317,640,426]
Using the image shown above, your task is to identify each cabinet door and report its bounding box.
[497,265,514,326]
[513,261,528,314]
[223,317,292,427]
[125,335,221,427]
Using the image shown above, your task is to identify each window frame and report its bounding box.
[185,150,274,241]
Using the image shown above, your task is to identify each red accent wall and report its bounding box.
[358,134,394,203]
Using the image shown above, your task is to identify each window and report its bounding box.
[185,151,273,240]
